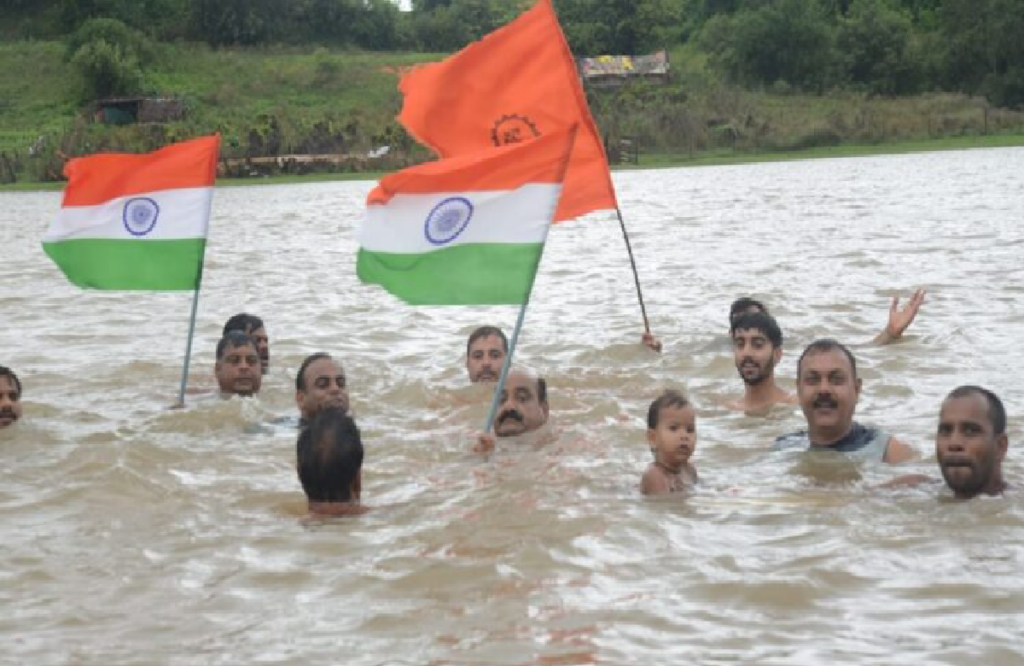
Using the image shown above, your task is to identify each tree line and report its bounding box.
[3,0,1023,106]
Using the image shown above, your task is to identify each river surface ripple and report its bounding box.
[1,148,1023,665]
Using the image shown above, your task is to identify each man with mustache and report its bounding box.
[296,352,349,428]
[0,366,22,428]
[474,368,550,452]
[775,339,915,463]
[466,326,507,383]
[223,313,270,375]
[214,330,263,398]
[725,311,797,412]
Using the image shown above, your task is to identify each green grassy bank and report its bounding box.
[2,39,1024,189]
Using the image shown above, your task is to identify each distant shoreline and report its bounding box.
[4,133,1023,193]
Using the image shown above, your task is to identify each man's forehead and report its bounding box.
[733,327,766,339]
[0,376,16,392]
[941,394,990,421]
[504,371,537,391]
[307,358,343,378]
[801,349,851,371]
[226,343,258,356]
[470,334,503,350]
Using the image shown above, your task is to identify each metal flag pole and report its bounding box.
[614,205,650,333]
[176,281,203,406]
[482,125,578,433]
[483,296,529,433]
[175,164,217,407]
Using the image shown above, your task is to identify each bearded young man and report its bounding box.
[725,312,797,413]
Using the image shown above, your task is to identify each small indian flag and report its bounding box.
[357,126,577,305]
[43,135,220,291]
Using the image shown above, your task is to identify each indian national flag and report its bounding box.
[43,135,220,291]
[357,126,577,305]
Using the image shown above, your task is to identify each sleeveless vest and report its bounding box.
[774,421,891,461]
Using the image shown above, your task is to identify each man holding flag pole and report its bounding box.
[396,0,660,352]
[358,125,578,443]
[41,135,220,407]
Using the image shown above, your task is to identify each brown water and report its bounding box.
[2,148,1023,665]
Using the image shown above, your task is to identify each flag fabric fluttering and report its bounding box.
[43,135,220,291]
[397,0,615,223]
[357,126,578,306]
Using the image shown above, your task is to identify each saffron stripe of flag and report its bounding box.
[42,135,219,291]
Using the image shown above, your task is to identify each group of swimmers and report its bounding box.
[463,291,1007,502]
[1,290,1010,513]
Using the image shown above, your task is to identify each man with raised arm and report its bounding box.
[728,289,926,345]
[775,339,915,463]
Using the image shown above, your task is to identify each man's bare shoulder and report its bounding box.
[722,393,798,416]
[884,436,918,464]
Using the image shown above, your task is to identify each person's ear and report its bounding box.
[352,469,362,500]
[996,433,1009,462]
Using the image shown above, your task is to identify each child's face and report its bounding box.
[647,403,697,471]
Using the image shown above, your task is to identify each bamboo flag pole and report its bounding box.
[613,205,650,333]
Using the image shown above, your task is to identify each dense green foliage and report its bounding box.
[4,0,1024,105]
[2,0,1024,184]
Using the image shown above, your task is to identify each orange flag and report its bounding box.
[398,0,617,223]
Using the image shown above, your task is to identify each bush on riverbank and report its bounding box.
[1,36,1024,185]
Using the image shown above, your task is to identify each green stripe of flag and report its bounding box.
[42,239,206,291]
[357,243,543,305]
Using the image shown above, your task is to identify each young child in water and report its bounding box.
[641,389,699,495]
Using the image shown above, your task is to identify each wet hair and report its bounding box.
[729,297,768,323]
[297,408,364,503]
[730,311,784,348]
[537,377,547,404]
[296,352,334,392]
[466,326,508,355]
[797,338,857,379]
[216,330,258,361]
[0,366,21,396]
[647,389,690,429]
[946,385,1007,435]
[222,313,264,336]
